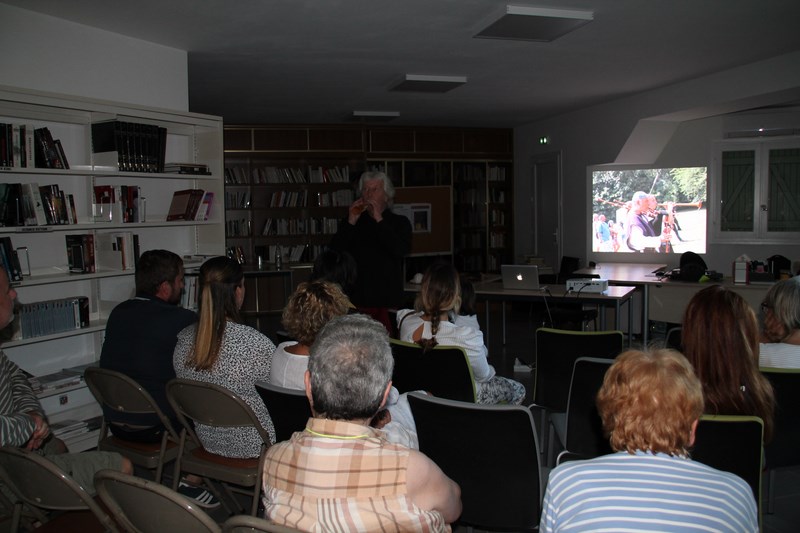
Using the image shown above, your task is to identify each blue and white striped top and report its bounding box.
[540,451,758,532]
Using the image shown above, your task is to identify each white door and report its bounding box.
[532,152,562,272]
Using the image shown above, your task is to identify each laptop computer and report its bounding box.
[501,264,542,290]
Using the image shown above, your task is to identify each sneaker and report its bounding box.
[177,481,221,509]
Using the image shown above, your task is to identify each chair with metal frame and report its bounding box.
[94,468,221,533]
[0,446,119,533]
[407,392,542,531]
[254,381,311,443]
[529,327,624,464]
[166,378,272,516]
[554,357,615,466]
[388,339,476,403]
[760,367,800,514]
[84,366,180,483]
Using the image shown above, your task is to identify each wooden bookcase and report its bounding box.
[0,85,224,450]
[224,125,513,274]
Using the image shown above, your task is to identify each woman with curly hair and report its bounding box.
[681,284,775,441]
[396,262,526,405]
[269,280,352,389]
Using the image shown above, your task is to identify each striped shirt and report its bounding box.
[0,351,43,447]
[540,451,758,532]
[263,418,449,532]
[759,342,800,369]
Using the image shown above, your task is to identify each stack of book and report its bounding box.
[28,369,84,396]
[0,182,79,227]
[163,162,211,175]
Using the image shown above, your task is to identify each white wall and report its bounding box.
[0,4,187,110]
[514,50,800,273]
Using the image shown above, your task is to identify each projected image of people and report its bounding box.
[592,167,707,255]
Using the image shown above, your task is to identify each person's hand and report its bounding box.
[348,199,368,225]
[362,196,385,223]
[25,411,49,450]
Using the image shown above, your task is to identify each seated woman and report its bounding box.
[310,248,358,304]
[681,285,775,442]
[451,277,480,330]
[173,256,276,457]
[397,262,527,405]
[271,280,419,448]
[759,277,800,368]
[270,280,352,389]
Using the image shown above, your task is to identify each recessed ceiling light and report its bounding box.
[475,5,593,42]
[391,74,467,93]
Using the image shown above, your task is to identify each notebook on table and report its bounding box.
[501,264,542,290]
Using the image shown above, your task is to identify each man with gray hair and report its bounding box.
[262,314,461,531]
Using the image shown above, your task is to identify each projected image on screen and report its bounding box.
[591,167,707,255]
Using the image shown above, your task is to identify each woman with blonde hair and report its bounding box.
[269,280,352,389]
[174,256,276,457]
[396,262,526,405]
[681,284,775,441]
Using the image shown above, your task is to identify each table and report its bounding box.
[405,282,637,347]
[574,263,666,346]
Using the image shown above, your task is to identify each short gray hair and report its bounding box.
[357,171,396,206]
[764,277,800,338]
[308,314,393,420]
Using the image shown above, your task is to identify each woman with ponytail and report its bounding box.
[396,262,526,405]
[173,256,277,457]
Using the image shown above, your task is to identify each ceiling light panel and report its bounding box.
[475,5,593,42]
[391,74,467,93]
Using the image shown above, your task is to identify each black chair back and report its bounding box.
[558,357,614,463]
[408,392,541,531]
[761,368,800,470]
[389,339,476,402]
[691,415,763,512]
[255,381,311,443]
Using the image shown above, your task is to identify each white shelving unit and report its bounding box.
[0,85,224,451]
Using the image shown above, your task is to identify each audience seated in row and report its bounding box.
[397,262,526,405]
[262,314,461,531]
[173,256,277,458]
[681,285,776,442]
[540,348,758,532]
[759,277,800,368]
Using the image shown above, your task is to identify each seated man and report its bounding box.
[0,267,132,494]
[540,348,758,532]
[262,314,461,531]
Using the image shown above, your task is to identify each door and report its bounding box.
[532,152,562,272]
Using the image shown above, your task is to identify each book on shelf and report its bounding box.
[17,295,89,339]
[95,232,138,271]
[0,183,24,227]
[20,183,48,226]
[163,162,211,175]
[194,191,214,221]
[28,369,84,394]
[92,120,167,173]
[0,237,22,282]
[65,234,96,273]
[166,189,205,221]
[33,127,66,169]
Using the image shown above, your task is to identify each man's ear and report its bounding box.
[378,380,392,410]
[304,370,314,411]
[688,419,699,447]
[155,280,171,300]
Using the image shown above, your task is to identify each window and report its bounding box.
[711,138,800,243]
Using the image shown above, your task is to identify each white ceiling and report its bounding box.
[5,0,800,127]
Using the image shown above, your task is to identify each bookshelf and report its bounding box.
[0,85,224,450]
[224,125,513,275]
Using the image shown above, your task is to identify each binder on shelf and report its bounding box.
[65,234,95,273]
[166,189,205,221]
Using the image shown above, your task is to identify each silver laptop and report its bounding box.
[501,264,541,290]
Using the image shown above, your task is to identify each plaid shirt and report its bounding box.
[0,351,42,447]
[263,417,450,532]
